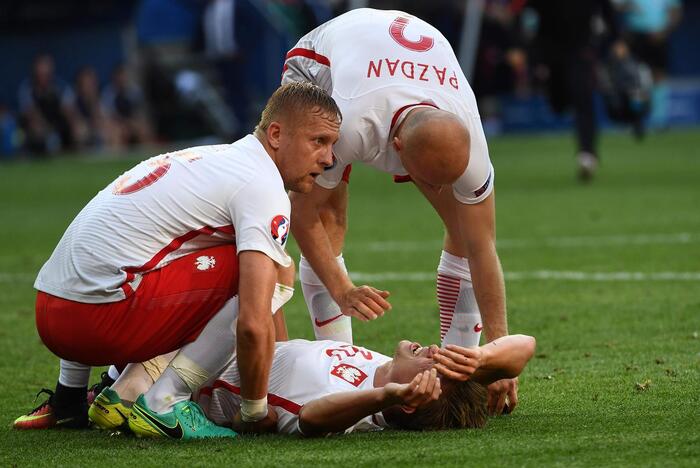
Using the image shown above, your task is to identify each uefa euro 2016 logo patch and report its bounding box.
[270,215,290,246]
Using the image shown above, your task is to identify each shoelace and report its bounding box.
[181,402,209,431]
[28,388,55,415]
[88,372,110,395]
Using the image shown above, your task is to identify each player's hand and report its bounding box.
[231,405,279,434]
[384,368,442,411]
[338,285,391,321]
[432,344,484,381]
[487,377,518,416]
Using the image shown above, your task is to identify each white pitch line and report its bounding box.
[2,270,699,284]
[350,271,700,282]
[361,232,698,252]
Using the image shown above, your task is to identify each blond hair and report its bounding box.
[254,82,341,138]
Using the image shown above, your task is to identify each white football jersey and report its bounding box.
[196,339,392,435]
[282,8,494,204]
[35,135,292,303]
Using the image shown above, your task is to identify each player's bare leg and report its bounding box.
[300,182,353,343]
[89,352,176,430]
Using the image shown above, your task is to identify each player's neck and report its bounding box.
[373,362,392,387]
[254,132,279,166]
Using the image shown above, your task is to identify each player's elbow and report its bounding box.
[237,316,273,345]
[512,334,536,375]
[297,407,329,438]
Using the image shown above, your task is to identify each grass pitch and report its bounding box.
[1,129,699,467]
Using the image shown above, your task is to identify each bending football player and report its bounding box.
[283,8,516,414]
[90,334,535,436]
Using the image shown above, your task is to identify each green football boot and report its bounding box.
[88,387,131,430]
[128,394,237,440]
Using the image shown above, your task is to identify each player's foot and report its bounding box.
[128,394,237,440]
[13,389,89,430]
[577,152,598,182]
[88,387,131,430]
[87,371,115,406]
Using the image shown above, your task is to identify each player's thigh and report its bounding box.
[36,245,240,365]
[412,181,467,257]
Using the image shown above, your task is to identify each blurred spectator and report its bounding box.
[268,0,321,39]
[0,104,20,160]
[614,0,683,128]
[519,0,621,181]
[17,53,76,155]
[102,65,155,149]
[203,0,245,136]
[73,66,111,150]
[473,0,528,133]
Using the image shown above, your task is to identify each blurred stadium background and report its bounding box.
[1,0,699,157]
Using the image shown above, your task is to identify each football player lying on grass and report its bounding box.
[90,334,535,437]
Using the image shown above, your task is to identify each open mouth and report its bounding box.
[411,342,423,356]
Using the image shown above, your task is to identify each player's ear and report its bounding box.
[267,122,282,150]
[392,136,403,152]
[400,405,416,414]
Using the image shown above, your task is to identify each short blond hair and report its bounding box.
[254,82,341,138]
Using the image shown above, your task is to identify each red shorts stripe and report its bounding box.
[36,244,239,366]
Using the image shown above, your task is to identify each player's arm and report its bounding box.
[433,335,536,385]
[298,369,441,437]
[234,250,278,432]
[457,192,508,342]
[290,184,391,321]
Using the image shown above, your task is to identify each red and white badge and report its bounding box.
[330,363,368,387]
[270,215,290,246]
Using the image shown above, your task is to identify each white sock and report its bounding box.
[107,365,121,381]
[437,250,482,347]
[300,254,353,343]
[144,296,239,414]
[58,360,91,388]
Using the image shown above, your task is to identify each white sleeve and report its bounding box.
[281,30,333,94]
[228,176,292,267]
[452,119,495,204]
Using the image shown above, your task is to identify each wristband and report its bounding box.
[240,397,268,422]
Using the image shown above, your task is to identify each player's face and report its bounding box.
[390,340,439,384]
[277,107,339,193]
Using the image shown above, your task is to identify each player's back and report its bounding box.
[35,135,286,303]
[296,9,476,111]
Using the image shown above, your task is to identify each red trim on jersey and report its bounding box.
[393,174,412,184]
[202,379,302,415]
[285,48,331,68]
[389,102,439,131]
[120,271,136,297]
[123,225,235,275]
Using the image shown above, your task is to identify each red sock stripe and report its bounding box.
[436,274,462,340]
